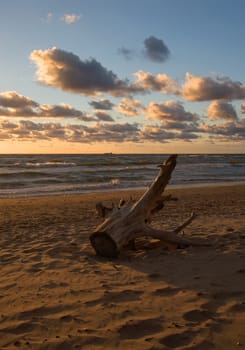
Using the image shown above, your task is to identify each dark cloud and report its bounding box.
[177,131,199,140]
[0,120,141,143]
[143,36,170,63]
[75,115,97,122]
[30,47,139,96]
[117,47,135,60]
[39,104,85,118]
[140,125,177,142]
[89,99,114,110]
[0,91,38,108]
[0,91,39,118]
[207,101,238,121]
[163,121,201,133]
[182,73,245,101]
[0,90,96,121]
[2,116,244,144]
[201,119,245,141]
[68,122,140,143]
[94,111,114,122]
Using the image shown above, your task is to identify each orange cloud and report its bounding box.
[134,71,178,94]
[241,102,245,113]
[182,73,245,101]
[117,98,144,116]
[145,100,198,122]
[207,101,238,121]
[62,14,81,24]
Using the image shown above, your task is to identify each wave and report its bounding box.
[0,154,244,198]
[0,171,49,178]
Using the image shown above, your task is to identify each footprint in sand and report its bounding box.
[148,272,162,280]
[183,309,215,323]
[159,330,196,348]
[60,314,73,322]
[18,304,74,320]
[201,290,245,312]
[1,321,36,335]
[228,302,245,313]
[118,317,163,339]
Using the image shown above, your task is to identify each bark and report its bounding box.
[89,155,197,258]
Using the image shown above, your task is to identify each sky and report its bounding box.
[0,0,244,154]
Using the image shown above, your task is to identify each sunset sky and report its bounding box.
[0,0,244,154]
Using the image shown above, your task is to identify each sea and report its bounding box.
[0,154,244,198]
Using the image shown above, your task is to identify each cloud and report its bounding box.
[117,98,144,116]
[162,120,201,132]
[0,91,39,118]
[140,124,177,141]
[201,119,245,141]
[0,91,38,108]
[145,100,198,122]
[45,12,53,23]
[30,47,138,96]
[144,101,201,141]
[0,120,138,143]
[143,36,170,63]
[67,122,140,143]
[182,73,245,101]
[207,101,238,121]
[39,103,86,118]
[139,124,198,142]
[89,99,114,110]
[241,102,245,113]
[62,14,81,24]
[0,90,94,120]
[94,111,114,122]
[117,47,135,60]
[2,116,243,144]
[134,71,178,94]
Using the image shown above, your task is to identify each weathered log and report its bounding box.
[89,155,196,258]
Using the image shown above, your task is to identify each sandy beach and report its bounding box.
[0,184,244,349]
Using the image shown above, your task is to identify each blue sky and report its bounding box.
[0,0,244,153]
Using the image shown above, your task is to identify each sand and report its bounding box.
[0,184,244,349]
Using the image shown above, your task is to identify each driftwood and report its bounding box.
[90,155,196,258]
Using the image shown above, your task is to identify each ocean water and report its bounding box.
[0,154,244,198]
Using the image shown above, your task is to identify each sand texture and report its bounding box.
[0,185,244,349]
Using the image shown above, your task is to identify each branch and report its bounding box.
[173,212,197,234]
[140,225,191,246]
[95,202,113,218]
[96,198,132,218]
[150,194,178,216]
[132,155,178,218]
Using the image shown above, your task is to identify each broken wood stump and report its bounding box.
[90,155,196,258]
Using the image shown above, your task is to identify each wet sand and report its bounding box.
[0,185,244,349]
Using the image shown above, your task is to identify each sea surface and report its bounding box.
[0,154,244,198]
